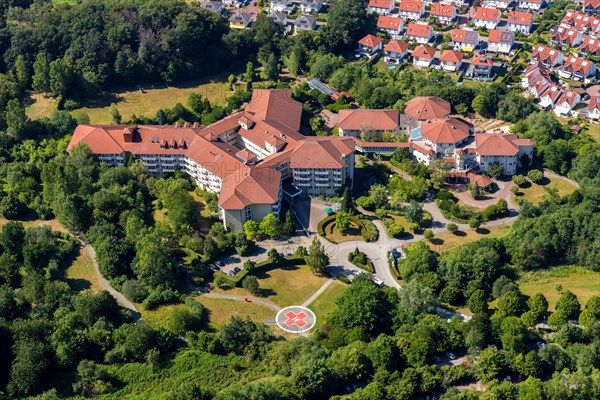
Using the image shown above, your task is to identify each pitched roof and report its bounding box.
[406,23,433,38]
[289,137,355,169]
[368,0,393,8]
[507,11,533,25]
[562,55,595,75]
[476,133,522,156]
[531,45,563,64]
[430,3,455,17]
[474,7,501,21]
[471,54,494,67]
[439,49,463,63]
[551,25,581,45]
[588,96,600,111]
[411,44,436,58]
[579,35,600,56]
[561,9,600,31]
[450,29,480,44]
[421,118,470,144]
[377,15,403,31]
[338,109,400,131]
[358,34,384,48]
[404,96,451,120]
[245,89,302,131]
[218,167,281,209]
[384,40,410,53]
[488,29,514,44]
[398,0,423,12]
[556,90,580,107]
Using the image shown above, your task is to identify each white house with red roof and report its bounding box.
[398,0,425,20]
[559,55,597,81]
[406,23,434,43]
[384,40,410,64]
[467,54,494,80]
[377,15,404,37]
[439,50,464,71]
[587,96,600,119]
[488,30,515,53]
[450,29,480,51]
[419,118,471,155]
[531,45,565,67]
[338,109,400,137]
[473,7,501,30]
[507,11,533,33]
[553,90,581,116]
[522,62,552,97]
[539,84,564,108]
[300,0,323,13]
[430,3,456,24]
[518,0,548,11]
[550,25,583,48]
[579,35,600,56]
[357,34,384,56]
[412,45,437,67]
[475,134,534,175]
[483,0,512,9]
[561,10,600,34]
[270,0,293,12]
[584,0,600,14]
[368,0,395,14]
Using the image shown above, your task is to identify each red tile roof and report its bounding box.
[377,15,403,31]
[450,29,479,44]
[338,109,400,131]
[289,137,355,169]
[245,89,303,132]
[368,0,393,8]
[588,96,600,111]
[359,34,384,48]
[406,23,432,38]
[384,40,410,53]
[471,54,494,67]
[476,133,523,156]
[584,0,600,8]
[439,49,463,63]
[404,96,451,120]
[421,118,470,144]
[507,11,533,25]
[562,9,600,31]
[488,29,514,44]
[411,44,436,58]
[531,45,563,65]
[474,7,501,21]
[563,55,595,75]
[398,0,423,12]
[551,25,581,45]
[579,35,600,56]
[430,3,455,18]
[556,90,580,107]
[219,167,281,210]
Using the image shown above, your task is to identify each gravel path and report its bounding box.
[302,278,335,307]
[203,293,282,311]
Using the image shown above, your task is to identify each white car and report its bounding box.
[446,352,456,360]
[537,342,546,349]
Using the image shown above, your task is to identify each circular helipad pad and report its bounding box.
[275,306,317,333]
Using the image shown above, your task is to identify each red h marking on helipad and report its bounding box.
[284,311,307,327]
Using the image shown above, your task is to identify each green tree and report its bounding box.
[134,232,176,287]
[283,210,295,236]
[487,163,504,179]
[245,61,255,83]
[527,169,544,183]
[284,48,302,76]
[341,187,354,213]
[497,290,526,317]
[264,52,279,81]
[467,289,488,315]
[6,99,28,141]
[187,93,204,115]
[474,347,502,383]
[555,290,580,320]
[512,175,526,187]
[423,229,434,241]
[109,103,122,124]
[32,52,50,94]
[14,55,28,90]
[500,316,527,353]
[242,275,260,296]
[259,213,281,238]
[335,211,351,234]
[305,237,329,275]
[543,139,575,175]
[516,351,541,378]
[469,218,481,230]
[244,220,261,239]
[405,201,424,225]
[447,223,459,234]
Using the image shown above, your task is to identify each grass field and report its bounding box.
[195,297,275,326]
[322,218,365,243]
[427,224,513,253]
[212,264,328,308]
[62,247,103,293]
[27,75,231,124]
[309,280,348,328]
[0,218,68,233]
[513,175,577,205]
[517,266,600,311]
[587,124,600,143]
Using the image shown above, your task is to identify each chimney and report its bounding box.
[174,122,180,128]
[183,122,190,128]
[192,122,199,128]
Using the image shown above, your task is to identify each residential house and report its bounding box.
[578,35,600,56]
[553,90,581,116]
[439,50,464,71]
[270,11,289,27]
[518,0,548,11]
[450,28,480,51]
[200,1,222,14]
[406,23,434,43]
[368,0,395,15]
[405,96,451,120]
[338,109,400,137]
[384,40,410,64]
[430,3,456,24]
[475,134,534,175]
[473,7,501,30]
[270,0,293,12]
[466,54,494,79]
[412,45,437,67]
[483,0,512,8]
[229,10,256,29]
[539,84,564,108]
[587,96,600,119]
[294,15,317,32]
[357,34,384,56]
[487,29,515,53]
[584,0,600,14]
[522,62,552,97]
[531,45,565,67]
[377,15,404,37]
[419,118,471,156]
[561,10,600,35]
[507,11,534,33]
[398,0,425,20]
[440,0,469,6]
[559,55,597,81]
[550,25,583,48]
[300,0,323,13]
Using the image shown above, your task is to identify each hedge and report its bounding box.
[317,214,337,236]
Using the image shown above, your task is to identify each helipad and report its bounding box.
[275,306,317,333]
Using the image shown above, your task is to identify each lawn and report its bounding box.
[61,246,103,293]
[427,224,513,253]
[516,265,600,311]
[322,217,365,243]
[587,124,600,143]
[194,297,275,326]
[27,75,231,124]
[513,175,577,205]
[140,303,189,330]
[309,280,348,328]
[0,218,68,233]
[211,264,329,308]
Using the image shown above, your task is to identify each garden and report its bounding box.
[318,213,378,243]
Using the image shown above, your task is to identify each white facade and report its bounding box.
[474,17,500,30]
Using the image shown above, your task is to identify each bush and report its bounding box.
[527,170,544,183]
[481,199,509,221]
[360,217,379,241]
[122,280,148,303]
[337,276,351,284]
[143,288,181,310]
[512,175,526,187]
[423,229,434,240]
[387,223,405,238]
[317,215,337,236]
[447,223,459,234]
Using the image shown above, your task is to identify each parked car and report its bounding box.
[446,352,456,360]
[537,342,546,349]
[217,260,225,267]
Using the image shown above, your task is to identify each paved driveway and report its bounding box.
[291,197,328,233]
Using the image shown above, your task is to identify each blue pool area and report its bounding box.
[410,127,422,140]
